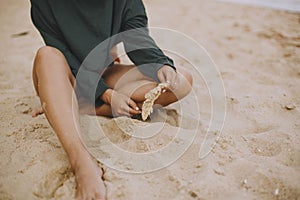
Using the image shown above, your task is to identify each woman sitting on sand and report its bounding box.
[30,0,192,199]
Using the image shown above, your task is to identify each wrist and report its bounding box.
[100,88,113,104]
[70,150,94,171]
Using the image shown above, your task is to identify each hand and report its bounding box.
[101,89,141,117]
[157,65,178,91]
[74,154,106,200]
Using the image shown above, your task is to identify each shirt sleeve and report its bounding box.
[30,3,110,106]
[121,0,176,82]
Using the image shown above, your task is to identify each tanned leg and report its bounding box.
[94,64,193,116]
[32,46,106,200]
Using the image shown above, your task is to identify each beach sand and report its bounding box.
[0,0,300,199]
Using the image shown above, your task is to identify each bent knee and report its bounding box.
[178,68,193,86]
[175,68,192,98]
[35,46,64,60]
[34,46,70,74]
[35,46,65,68]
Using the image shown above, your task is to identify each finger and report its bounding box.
[127,100,141,115]
[128,99,140,111]
[128,107,141,115]
[119,109,131,117]
[112,105,129,117]
[119,103,136,117]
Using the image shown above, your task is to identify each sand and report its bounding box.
[0,0,300,199]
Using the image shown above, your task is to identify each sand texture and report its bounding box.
[0,0,300,199]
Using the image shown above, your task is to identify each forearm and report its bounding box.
[58,131,90,168]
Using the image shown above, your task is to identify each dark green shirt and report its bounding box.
[30,0,174,106]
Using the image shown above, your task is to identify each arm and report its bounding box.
[121,0,177,87]
[31,3,110,106]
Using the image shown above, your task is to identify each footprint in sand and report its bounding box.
[247,137,282,157]
[0,185,13,200]
[14,96,37,114]
[33,166,73,199]
[14,102,32,114]
[252,124,275,134]
[103,170,129,199]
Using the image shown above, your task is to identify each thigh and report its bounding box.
[102,64,153,90]
[32,46,76,96]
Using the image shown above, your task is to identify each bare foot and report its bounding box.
[73,156,107,200]
[32,106,44,117]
